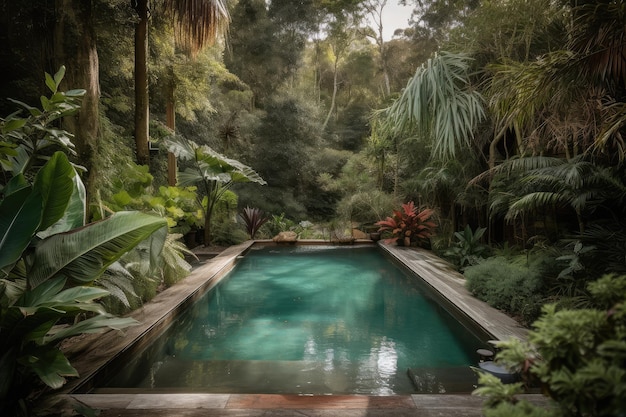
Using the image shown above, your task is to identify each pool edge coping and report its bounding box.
[377,243,528,343]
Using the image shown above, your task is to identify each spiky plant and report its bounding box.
[239,206,269,239]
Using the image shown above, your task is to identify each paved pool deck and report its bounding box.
[59,240,543,416]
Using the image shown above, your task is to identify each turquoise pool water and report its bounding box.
[102,245,484,394]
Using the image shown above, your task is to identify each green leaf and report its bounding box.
[0,178,43,273]
[64,89,86,97]
[23,346,77,389]
[22,320,57,344]
[44,314,138,343]
[45,72,57,94]
[33,152,75,232]
[18,276,66,310]
[38,163,86,238]
[40,95,52,112]
[7,98,43,117]
[1,117,27,133]
[28,212,167,288]
[52,66,65,87]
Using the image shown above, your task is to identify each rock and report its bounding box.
[351,229,368,239]
[273,231,298,243]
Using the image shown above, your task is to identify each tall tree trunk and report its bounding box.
[53,0,100,211]
[322,56,339,131]
[134,0,150,165]
[166,79,177,186]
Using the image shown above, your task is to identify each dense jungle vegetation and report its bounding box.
[1,0,625,416]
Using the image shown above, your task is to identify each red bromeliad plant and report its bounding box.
[376,201,436,247]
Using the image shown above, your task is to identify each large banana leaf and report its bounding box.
[0,178,42,274]
[3,277,105,342]
[34,152,75,231]
[27,211,167,289]
[37,155,86,238]
[0,152,77,274]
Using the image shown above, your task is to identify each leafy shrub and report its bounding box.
[474,274,626,417]
[376,201,437,247]
[262,212,298,237]
[211,212,249,245]
[0,68,167,414]
[465,254,548,324]
[336,190,397,225]
[94,162,203,235]
[444,225,490,270]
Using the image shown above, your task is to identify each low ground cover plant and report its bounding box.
[464,253,552,325]
[444,225,489,270]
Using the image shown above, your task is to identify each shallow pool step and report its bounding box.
[101,357,476,395]
[407,366,477,394]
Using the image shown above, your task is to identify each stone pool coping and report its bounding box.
[59,240,534,415]
[377,244,528,342]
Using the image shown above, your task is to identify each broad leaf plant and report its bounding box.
[0,67,167,413]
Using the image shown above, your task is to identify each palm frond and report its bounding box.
[164,0,230,55]
[505,191,564,221]
[385,51,485,160]
[569,1,626,87]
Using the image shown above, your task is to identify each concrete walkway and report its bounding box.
[60,241,544,416]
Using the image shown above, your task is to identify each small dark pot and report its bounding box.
[369,232,381,242]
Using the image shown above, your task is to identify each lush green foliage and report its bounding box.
[95,161,203,234]
[464,254,551,324]
[384,51,485,160]
[444,225,489,270]
[0,70,167,413]
[376,201,436,247]
[166,136,266,245]
[474,274,626,417]
[0,66,85,178]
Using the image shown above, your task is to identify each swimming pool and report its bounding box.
[96,245,487,395]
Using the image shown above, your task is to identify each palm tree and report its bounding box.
[383,51,485,161]
[131,0,230,165]
[485,155,626,238]
[485,0,626,166]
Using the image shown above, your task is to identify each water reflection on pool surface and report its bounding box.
[102,245,483,394]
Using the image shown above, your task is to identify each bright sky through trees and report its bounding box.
[377,1,413,41]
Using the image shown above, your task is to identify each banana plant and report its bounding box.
[0,68,168,414]
[0,151,167,413]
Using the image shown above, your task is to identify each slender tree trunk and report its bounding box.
[53,0,100,211]
[322,55,339,130]
[166,80,177,186]
[134,0,150,165]
[489,134,502,170]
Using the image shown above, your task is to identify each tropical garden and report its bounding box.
[0,0,625,416]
